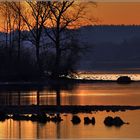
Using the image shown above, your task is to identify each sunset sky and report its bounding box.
[0,2,140,31]
[88,2,140,25]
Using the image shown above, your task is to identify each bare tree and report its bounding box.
[8,2,26,66]
[0,2,9,48]
[45,1,96,78]
[0,1,96,78]
[11,1,50,75]
[25,1,51,75]
[11,2,22,63]
[0,2,19,59]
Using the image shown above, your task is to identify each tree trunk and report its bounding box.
[5,21,8,48]
[52,27,61,78]
[9,26,12,59]
[36,41,42,76]
[17,20,21,65]
[17,2,21,67]
[54,48,61,78]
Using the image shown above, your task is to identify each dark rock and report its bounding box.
[117,76,132,84]
[104,116,114,126]
[71,115,81,124]
[84,117,95,125]
[84,117,91,125]
[91,117,95,125]
[104,116,126,127]
[113,116,125,127]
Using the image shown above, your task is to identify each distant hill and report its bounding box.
[76,25,140,73]
[78,25,140,44]
[1,25,140,73]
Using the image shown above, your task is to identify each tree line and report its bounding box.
[0,1,94,80]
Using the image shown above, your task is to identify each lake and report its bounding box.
[0,82,140,138]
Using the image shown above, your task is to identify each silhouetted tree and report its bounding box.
[44,1,95,78]
[0,2,15,58]
[0,1,96,80]
[13,1,50,75]
[8,2,26,73]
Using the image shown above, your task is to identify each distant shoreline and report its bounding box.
[0,77,139,84]
[0,78,139,91]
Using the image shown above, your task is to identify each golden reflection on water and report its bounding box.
[0,110,140,138]
[65,83,140,105]
[42,82,140,106]
[0,82,140,106]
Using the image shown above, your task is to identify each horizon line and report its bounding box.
[1,24,140,32]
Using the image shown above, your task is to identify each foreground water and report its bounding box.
[0,82,140,138]
[0,111,140,139]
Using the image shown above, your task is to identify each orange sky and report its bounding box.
[91,2,140,25]
[0,2,140,31]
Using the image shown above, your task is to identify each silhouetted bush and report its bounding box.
[0,112,9,121]
[51,115,63,123]
[13,114,30,121]
[0,46,38,81]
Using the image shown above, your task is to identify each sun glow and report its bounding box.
[0,2,140,32]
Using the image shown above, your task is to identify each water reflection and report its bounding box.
[0,118,61,139]
[0,111,140,138]
[0,82,140,138]
[0,82,140,105]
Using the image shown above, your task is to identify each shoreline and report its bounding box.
[0,78,138,91]
[0,105,140,114]
[0,78,139,85]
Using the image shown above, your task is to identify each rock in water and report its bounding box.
[117,76,131,84]
[104,116,114,126]
[71,116,81,124]
[113,116,125,127]
[91,117,95,125]
[84,117,91,125]
[104,116,126,127]
[51,116,63,123]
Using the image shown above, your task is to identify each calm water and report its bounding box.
[1,82,140,106]
[0,111,140,139]
[0,82,140,138]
